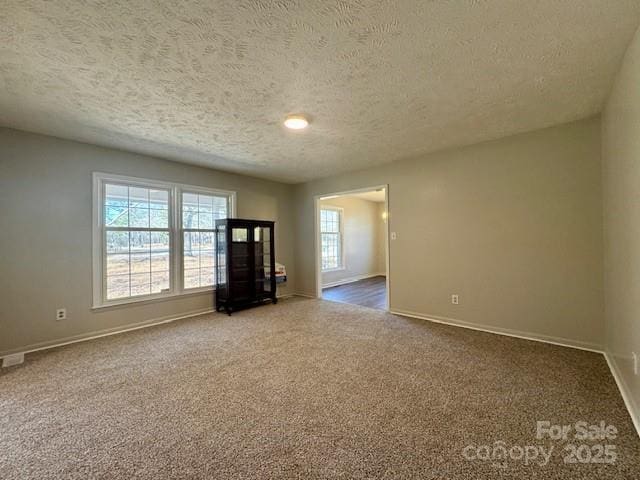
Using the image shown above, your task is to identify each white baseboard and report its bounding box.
[322,272,385,289]
[276,293,296,299]
[292,292,318,299]
[604,352,640,438]
[0,307,214,361]
[389,308,603,353]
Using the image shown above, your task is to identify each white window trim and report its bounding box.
[320,206,345,272]
[92,172,236,309]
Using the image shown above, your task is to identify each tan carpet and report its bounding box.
[1,297,638,479]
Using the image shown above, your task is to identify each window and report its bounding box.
[182,192,229,289]
[93,173,235,307]
[103,184,171,300]
[320,207,343,271]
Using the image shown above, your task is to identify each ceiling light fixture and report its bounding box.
[284,114,309,130]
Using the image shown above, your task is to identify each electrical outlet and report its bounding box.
[633,352,638,376]
[451,294,459,305]
[56,308,67,321]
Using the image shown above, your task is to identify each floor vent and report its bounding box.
[2,353,25,368]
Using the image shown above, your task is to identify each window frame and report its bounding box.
[92,172,236,309]
[320,206,345,272]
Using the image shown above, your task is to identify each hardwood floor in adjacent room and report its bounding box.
[322,275,387,310]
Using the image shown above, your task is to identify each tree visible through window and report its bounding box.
[321,208,342,270]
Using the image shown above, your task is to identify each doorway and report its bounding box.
[315,186,389,310]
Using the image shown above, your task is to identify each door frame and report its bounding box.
[314,184,390,310]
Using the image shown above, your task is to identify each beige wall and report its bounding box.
[0,128,296,356]
[602,25,640,425]
[0,117,610,360]
[295,117,604,349]
[320,196,385,287]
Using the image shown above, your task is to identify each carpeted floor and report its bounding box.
[1,297,638,479]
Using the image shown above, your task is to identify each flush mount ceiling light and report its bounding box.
[284,114,309,130]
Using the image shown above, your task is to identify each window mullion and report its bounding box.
[173,186,181,295]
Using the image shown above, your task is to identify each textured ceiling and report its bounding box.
[1,1,640,183]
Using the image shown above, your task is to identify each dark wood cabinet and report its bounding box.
[215,219,277,314]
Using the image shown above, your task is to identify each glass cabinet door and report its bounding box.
[231,227,248,242]
[230,227,250,300]
[215,223,227,298]
[254,226,272,294]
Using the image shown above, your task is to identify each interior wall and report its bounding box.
[0,128,296,356]
[602,24,640,426]
[294,117,604,349]
[319,196,385,287]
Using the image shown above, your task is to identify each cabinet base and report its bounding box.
[215,296,278,315]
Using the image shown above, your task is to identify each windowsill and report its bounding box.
[92,288,214,311]
[322,267,346,273]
